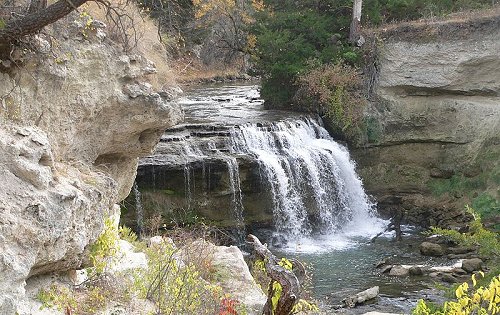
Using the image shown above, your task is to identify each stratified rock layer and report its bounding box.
[355,17,500,227]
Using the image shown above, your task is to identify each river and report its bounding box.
[137,83,451,314]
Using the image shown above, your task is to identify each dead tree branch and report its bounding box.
[246,234,300,315]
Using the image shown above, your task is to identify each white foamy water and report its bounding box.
[229,117,386,252]
[145,84,386,252]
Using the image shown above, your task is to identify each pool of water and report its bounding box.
[270,228,453,314]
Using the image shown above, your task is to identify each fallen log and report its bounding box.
[246,234,300,315]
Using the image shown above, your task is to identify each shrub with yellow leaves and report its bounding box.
[413,272,500,315]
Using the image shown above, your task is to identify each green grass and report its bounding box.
[428,174,488,197]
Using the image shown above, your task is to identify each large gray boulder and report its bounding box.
[389,265,410,277]
[196,241,267,315]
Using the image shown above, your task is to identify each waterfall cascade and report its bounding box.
[132,85,385,249]
[229,118,378,240]
[132,181,144,236]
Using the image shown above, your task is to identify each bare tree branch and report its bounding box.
[0,0,89,43]
[246,234,300,315]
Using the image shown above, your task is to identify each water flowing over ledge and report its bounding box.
[130,84,386,252]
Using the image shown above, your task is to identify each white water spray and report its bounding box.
[228,117,385,250]
[132,181,144,236]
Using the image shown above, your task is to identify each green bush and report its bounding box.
[293,63,366,141]
[428,174,488,197]
[413,273,500,315]
[430,206,500,258]
[89,217,120,275]
[131,240,227,315]
[251,1,354,109]
[472,193,500,222]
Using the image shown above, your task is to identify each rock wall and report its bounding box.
[0,8,182,313]
[122,125,274,231]
[354,15,500,227]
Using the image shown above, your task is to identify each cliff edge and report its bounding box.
[355,11,500,227]
[0,4,182,313]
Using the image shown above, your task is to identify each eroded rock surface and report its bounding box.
[0,9,182,313]
[355,17,500,227]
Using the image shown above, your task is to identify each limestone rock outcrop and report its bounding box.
[0,8,182,313]
[355,15,500,227]
[196,241,267,315]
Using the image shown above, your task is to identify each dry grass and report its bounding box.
[79,1,249,87]
[369,5,500,41]
[172,55,246,84]
[83,0,176,90]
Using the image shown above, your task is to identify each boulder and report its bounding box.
[409,266,424,276]
[110,240,148,273]
[420,242,445,257]
[461,258,484,273]
[448,246,475,255]
[452,268,468,275]
[389,265,409,277]
[344,286,380,307]
[191,241,266,315]
[441,273,459,284]
[379,265,393,274]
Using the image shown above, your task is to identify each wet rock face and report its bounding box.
[354,24,500,228]
[121,127,274,230]
[0,12,182,313]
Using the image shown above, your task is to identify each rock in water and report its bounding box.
[409,266,424,276]
[344,286,380,307]
[420,242,445,256]
[389,265,410,277]
[461,258,484,273]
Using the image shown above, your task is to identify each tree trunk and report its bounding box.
[349,0,362,44]
[28,0,48,14]
[246,234,300,315]
[0,0,89,43]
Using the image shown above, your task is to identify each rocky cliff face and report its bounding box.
[354,15,500,227]
[0,10,182,313]
[121,124,274,232]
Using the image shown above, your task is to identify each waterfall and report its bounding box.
[175,139,247,240]
[228,117,383,245]
[225,157,245,243]
[132,181,144,236]
[135,84,386,252]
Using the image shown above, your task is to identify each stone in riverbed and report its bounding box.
[409,266,424,276]
[451,268,468,275]
[344,286,379,307]
[420,242,444,256]
[379,265,393,274]
[448,246,475,255]
[389,265,409,276]
[441,273,459,283]
[461,258,483,273]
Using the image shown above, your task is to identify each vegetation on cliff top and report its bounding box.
[248,0,499,141]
